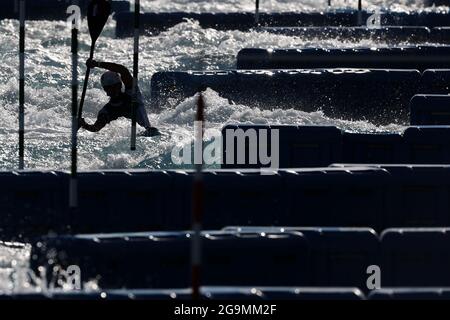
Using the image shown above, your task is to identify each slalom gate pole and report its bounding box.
[191,90,205,300]
[357,0,363,26]
[255,0,260,26]
[130,0,139,151]
[19,0,25,169]
[69,2,79,209]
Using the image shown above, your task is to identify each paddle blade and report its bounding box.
[87,0,112,42]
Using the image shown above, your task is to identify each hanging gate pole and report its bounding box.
[131,0,140,150]
[255,0,260,26]
[357,0,363,26]
[68,3,80,208]
[19,0,26,169]
[191,90,205,300]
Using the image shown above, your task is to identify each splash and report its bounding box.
[0,17,412,171]
[0,0,446,295]
[140,0,433,13]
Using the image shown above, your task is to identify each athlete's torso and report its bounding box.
[99,87,145,123]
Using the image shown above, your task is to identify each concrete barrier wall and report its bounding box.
[151,69,421,124]
[0,0,130,21]
[115,10,366,37]
[261,26,433,44]
[221,124,450,168]
[419,69,450,94]
[424,0,450,5]
[0,287,365,300]
[410,94,450,125]
[115,10,450,37]
[236,46,450,71]
[30,228,450,289]
[2,166,450,239]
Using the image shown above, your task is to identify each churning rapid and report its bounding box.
[0,0,446,294]
[0,0,440,172]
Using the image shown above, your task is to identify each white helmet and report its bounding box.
[101,71,121,87]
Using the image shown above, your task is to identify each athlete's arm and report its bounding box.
[79,115,108,133]
[87,59,133,89]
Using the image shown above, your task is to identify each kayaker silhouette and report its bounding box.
[78,58,160,137]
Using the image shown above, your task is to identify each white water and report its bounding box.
[139,0,440,13]
[0,0,436,171]
[0,241,31,294]
[0,0,446,293]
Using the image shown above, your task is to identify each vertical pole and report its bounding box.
[131,0,139,151]
[357,0,363,26]
[191,90,205,300]
[328,0,331,7]
[70,4,79,209]
[255,0,260,26]
[19,0,25,170]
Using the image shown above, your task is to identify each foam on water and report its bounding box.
[0,16,416,171]
[0,0,447,293]
[0,241,32,293]
[139,0,439,13]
